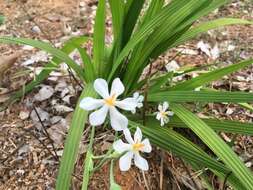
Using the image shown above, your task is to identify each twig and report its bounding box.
[222,171,232,190]
[33,106,59,161]
[180,158,200,190]
[142,170,150,190]
[21,127,59,161]
[0,141,25,164]
[159,151,164,190]
[67,67,84,90]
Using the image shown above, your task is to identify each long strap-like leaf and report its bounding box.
[170,104,253,189]
[148,91,253,103]
[56,85,96,190]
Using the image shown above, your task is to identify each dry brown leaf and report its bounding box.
[0,53,21,79]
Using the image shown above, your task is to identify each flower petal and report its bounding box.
[89,105,108,126]
[94,78,109,98]
[141,139,152,153]
[158,104,163,112]
[113,139,131,153]
[110,78,125,97]
[133,92,139,99]
[156,113,161,120]
[161,119,165,126]
[109,107,128,131]
[80,97,104,111]
[115,98,137,111]
[123,128,134,144]
[119,151,134,171]
[134,153,149,171]
[167,111,174,116]
[134,127,142,143]
[163,102,169,111]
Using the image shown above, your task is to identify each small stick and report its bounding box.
[33,106,59,161]
[180,158,200,190]
[159,151,164,190]
[21,127,59,161]
[142,170,150,190]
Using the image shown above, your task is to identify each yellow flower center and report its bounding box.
[132,143,144,152]
[104,94,116,106]
[160,111,167,118]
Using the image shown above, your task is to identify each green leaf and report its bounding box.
[170,103,253,189]
[110,160,121,190]
[93,0,106,76]
[152,18,252,59]
[169,59,253,91]
[82,126,96,190]
[0,15,4,25]
[108,0,198,81]
[121,0,145,47]
[128,120,247,189]
[123,0,210,91]
[56,84,96,190]
[0,36,85,81]
[77,47,95,82]
[169,117,253,135]
[109,0,124,41]
[9,37,88,102]
[141,116,253,135]
[148,91,253,103]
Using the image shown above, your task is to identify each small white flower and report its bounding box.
[113,127,152,171]
[194,86,203,91]
[155,102,174,126]
[80,78,138,131]
[131,92,144,114]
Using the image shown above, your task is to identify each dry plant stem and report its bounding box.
[21,127,58,161]
[180,158,201,190]
[67,67,84,90]
[143,61,153,125]
[142,170,150,190]
[0,141,25,164]
[33,106,59,161]
[159,150,164,190]
[170,154,182,190]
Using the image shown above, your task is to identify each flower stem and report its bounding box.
[81,126,96,190]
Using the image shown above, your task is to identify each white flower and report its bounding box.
[194,86,203,91]
[155,102,174,126]
[131,92,144,114]
[113,127,152,171]
[80,78,138,131]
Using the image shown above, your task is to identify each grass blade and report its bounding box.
[9,37,88,102]
[93,0,106,76]
[170,103,253,189]
[169,59,253,90]
[56,84,96,190]
[148,91,253,103]
[0,36,85,81]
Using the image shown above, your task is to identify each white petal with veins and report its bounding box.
[123,128,134,145]
[119,151,133,171]
[134,127,142,143]
[134,154,148,171]
[115,98,137,111]
[141,139,152,153]
[109,107,128,131]
[94,78,109,98]
[113,139,131,153]
[110,78,125,97]
[89,105,108,126]
[80,97,104,111]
